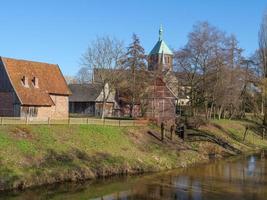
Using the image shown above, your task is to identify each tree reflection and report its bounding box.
[2,152,267,200]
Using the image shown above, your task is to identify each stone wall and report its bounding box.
[21,95,69,119]
[49,95,69,118]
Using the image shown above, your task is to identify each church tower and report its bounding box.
[148,26,173,72]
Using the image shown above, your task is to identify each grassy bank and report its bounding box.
[200,119,267,152]
[0,119,266,191]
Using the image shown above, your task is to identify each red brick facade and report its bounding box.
[145,77,176,124]
[0,57,71,118]
[148,54,173,72]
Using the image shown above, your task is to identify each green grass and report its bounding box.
[0,119,266,190]
[0,124,191,190]
[203,119,267,151]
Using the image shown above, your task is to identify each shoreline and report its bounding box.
[2,150,210,192]
[2,148,259,193]
[0,120,266,192]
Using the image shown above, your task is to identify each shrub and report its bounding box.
[185,116,207,129]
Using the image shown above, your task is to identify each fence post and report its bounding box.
[103,118,105,125]
[87,118,89,125]
[133,120,135,127]
[0,117,3,126]
[48,117,50,125]
[26,116,28,125]
[119,120,121,127]
[243,126,249,141]
[68,118,71,127]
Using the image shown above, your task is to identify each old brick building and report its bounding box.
[146,26,177,123]
[118,27,177,123]
[144,76,177,123]
[0,57,71,118]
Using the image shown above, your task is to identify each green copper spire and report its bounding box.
[149,25,173,55]
[159,25,163,41]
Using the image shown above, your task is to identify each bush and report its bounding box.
[185,116,207,129]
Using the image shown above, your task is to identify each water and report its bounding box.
[1,151,267,200]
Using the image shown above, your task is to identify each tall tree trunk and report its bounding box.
[190,86,194,117]
[209,102,214,120]
[129,66,136,118]
[264,82,267,125]
[213,106,216,119]
[261,91,264,116]
[129,96,135,118]
[101,100,106,120]
[218,106,223,120]
[205,102,209,120]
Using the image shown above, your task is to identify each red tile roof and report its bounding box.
[1,57,71,106]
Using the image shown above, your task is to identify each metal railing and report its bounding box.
[0,117,148,127]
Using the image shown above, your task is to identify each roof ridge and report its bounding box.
[1,56,58,66]
[1,57,71,106]
[69,83,101,86]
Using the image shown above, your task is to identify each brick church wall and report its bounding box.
[145,77,176,124]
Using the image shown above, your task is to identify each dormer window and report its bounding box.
[32,77,39,88]
[21,76,29,88]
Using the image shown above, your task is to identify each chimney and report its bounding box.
[32,77,39,88]
[21,76,29,87]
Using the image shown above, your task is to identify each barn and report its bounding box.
[0,57,71,118]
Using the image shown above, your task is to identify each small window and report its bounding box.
[32,77,39,88]
[22,106,38,117]
[28,107,38,117]
[21,76,29,88]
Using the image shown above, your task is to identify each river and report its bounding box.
[1,151,267,200]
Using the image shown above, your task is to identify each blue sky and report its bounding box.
[0,0,266,76]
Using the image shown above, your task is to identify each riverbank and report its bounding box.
[0,119,266,191]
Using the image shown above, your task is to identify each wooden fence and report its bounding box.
[0,117,148,127]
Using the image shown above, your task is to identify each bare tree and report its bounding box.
[75,67,92,83]
[175,22,225,118]
[64,75,77,84]
[259,10,267,125]
[216,35,243,119]
[174,22,244,120]
[250,51,265,115]
[174,48,200,116]
[81,36,125,119]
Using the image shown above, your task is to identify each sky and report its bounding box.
[0,0,266,76]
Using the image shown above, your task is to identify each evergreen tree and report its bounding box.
[124,34,147,117]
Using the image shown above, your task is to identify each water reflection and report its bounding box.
[2,151,267,200]
[247,155,256,176]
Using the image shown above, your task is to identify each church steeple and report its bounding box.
[159,25,163,41]
[148,26,173,72]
